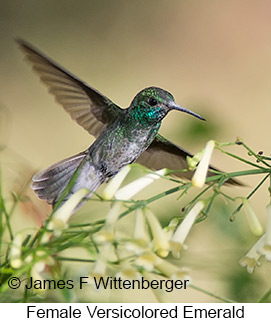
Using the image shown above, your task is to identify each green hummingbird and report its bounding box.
[17,39,235,208]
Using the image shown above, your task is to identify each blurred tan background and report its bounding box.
[1,0,271,302]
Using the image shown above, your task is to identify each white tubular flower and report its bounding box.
[145,208,170,258]
[133,209,150,243]
[258,204,271,261]
[170,201,205,258]
[125,209,150,254]
[89,257,107,286]
[239,235,265,273]
[98,243,118,263]
[192,140,215,188]
[105,201,123,227]
[163,218,179,240]
[9,233,23,269]
[89,246,116,288]
[115,169,167,200]
[143,271,171,303]
[94,202,122,243]
[243,199,263,236]
[27,251,54,290]
[153,254,190,281]
[31,263,46,288]
[40,231,51,244]
[116,263,141,280]
[47,188,89,236]
[134,251,157,271]
[102,165,131,200]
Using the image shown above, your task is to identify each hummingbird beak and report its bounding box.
[168,102,206,121]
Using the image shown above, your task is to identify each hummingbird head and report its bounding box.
[129,87,205,125]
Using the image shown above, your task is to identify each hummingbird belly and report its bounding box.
[89,124,158,178]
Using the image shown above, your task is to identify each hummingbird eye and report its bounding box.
[148,97,158,106]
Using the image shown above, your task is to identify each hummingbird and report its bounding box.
[17,39,236,209]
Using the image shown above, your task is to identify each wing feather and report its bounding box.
[17,39,122,137]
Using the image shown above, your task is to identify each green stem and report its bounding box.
[118,168,271,220]
[232,173,270,215]
[55,256,95,263]
[185,183,215,209]
[0,167,19,265]
[0,181,13,242]
[205,190,219,214]
[189,284,236,303]
[258,289,271,303]
[216,148,266,169]
[206,168,270,183]
[69,219,105,228]
[241,142,271,168]
[119,182,191,219]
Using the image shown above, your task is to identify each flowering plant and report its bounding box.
[0,138,270,302]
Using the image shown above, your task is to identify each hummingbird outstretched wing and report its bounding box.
[17,39,122,137]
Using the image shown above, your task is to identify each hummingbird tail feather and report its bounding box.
[31,153,86,204]
[31,152,102,206]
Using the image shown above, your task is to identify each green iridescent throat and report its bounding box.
[131,103,164,127]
